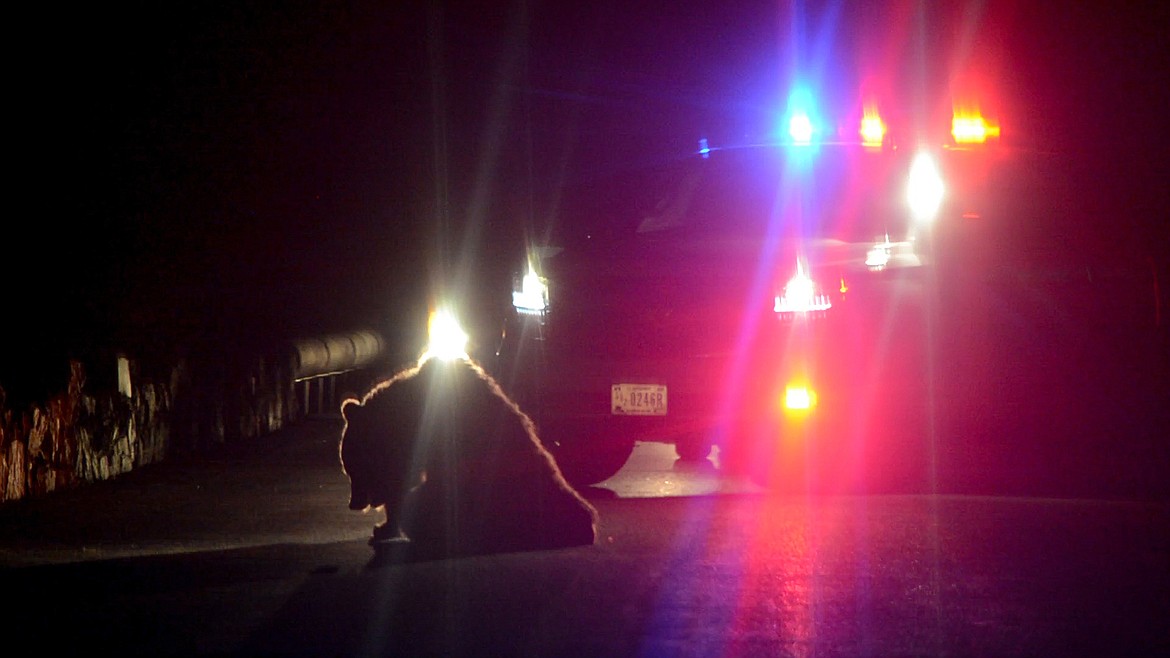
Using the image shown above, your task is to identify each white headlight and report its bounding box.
[512,263,549,315]
[907,151,945,223]
[774,260,832,314]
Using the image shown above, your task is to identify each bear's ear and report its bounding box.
[340,398,362,423]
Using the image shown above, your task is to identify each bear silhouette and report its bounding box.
[340,355,598,557]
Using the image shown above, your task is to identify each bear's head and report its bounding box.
[339,397,377,511]
[338,362,426,513]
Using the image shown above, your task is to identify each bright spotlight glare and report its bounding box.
[423,308,469,361]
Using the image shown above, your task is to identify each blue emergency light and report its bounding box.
[783,87,821,146]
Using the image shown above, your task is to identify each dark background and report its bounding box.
[6,0,1169,404]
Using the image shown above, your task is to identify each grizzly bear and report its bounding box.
[339,355,599,557]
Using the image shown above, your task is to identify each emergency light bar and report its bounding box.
[719,90,1001,151]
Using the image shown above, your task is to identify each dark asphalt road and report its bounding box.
[1,418,1168,658]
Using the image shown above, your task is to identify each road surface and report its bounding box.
[1,418,1167,657]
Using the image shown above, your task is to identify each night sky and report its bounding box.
[6,0,1169,401]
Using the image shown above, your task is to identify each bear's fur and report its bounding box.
[339,355,599,557]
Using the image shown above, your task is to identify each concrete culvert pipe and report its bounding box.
[292,330,386,381]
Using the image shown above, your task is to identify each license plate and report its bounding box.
[611,383,667,416]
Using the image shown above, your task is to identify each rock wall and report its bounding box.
[0,349,302,505]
